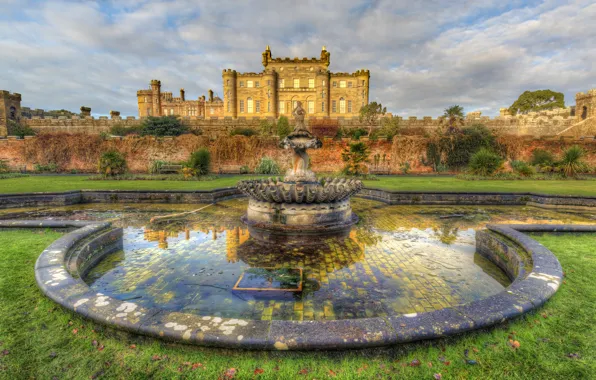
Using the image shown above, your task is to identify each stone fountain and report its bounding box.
[237,101,362,243]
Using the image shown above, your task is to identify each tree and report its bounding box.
[508,90,565,115]
[140,116,189,137]
[341,141,371,176]
[276,116,291,138]
[359,102,386,135]
[440,105,465,133]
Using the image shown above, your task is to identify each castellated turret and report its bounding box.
[223,69,238,118]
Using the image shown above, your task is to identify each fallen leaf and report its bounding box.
[97,345,104,352]
[72,329,79,335]
[223,368,237,379]
[472,347,479,353]
[192,363,203,370]
[434,374,442,380]
[151,355,162,361]
[409,359,421,367]
[328,369,337,377]
[298,368,309,375]
[68,321,73,326]
[129,344,136,349]
[541,313,548,319]
[428,362,433,368]
[508,340,521,350]
[254,368,264,375]
[443,361,451,366]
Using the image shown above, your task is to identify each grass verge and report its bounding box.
[0,230,594,379]
[1,175,596,196]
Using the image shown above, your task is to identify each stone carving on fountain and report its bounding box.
[237,102,362,242]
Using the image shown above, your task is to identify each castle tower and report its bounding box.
[575,89,596,122]
[262,45,272,67]
[150,79,162,117]
[262,69,277,118]
[356,69,370,109]
[222,69,237,118]
[0,90,22,137]
[180,88,185,101]
[315,70,331,117]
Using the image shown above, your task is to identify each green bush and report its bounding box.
[110,124,142,136]
[558,145,588,177]
[230,127,258,137]
[399,162,411,174]
[352,128,368,140]
[188,148,211,176]
[149,160,168,174]
[34,163,59,173]
[7,120,36,138]
[276,116,292,138]
[98,150,127,177]
[437,124,500,170]
[259,119,275,135]
[0,160,9,173]
[140,116,188,137]
[240,165,250,174]
[530,149,555,167]
[254,156,281,175]
[468,148,503,176]
[341,142,371,175]
[510,160,535,177]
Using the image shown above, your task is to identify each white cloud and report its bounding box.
[0,0,593,116]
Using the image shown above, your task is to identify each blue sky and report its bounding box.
[0,0,594,117]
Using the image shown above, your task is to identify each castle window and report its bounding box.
[247,98,254,113]
[239,100,244,113]
[348,82,353,88]
[279,79,284,88]
[144,97,148,103]
[255,100,261,113]
[332,100,337,113]
[348,100,352,113]
[227,101,230,112]
[581,106,588,120]
[321,102,325,112]
[267,101,271,112]
[255,81,260,88]
[308,79,315,88]
[170,109,174,115]
[333,81,337,88]
[210,108,214,115]
[226,79,230,86]
[279,101,285,113]
[9,106,17,120]
[247,80,253,88]
[339,98,345,113]
[362,80,365,86]
[267,80,271,86]
[308,100,314,114]
[322,80,325,86]
[340,81,346,88]
[294,78,300,88]
[239,81,244,88]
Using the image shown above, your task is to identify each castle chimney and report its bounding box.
[180,88,185,101]
[80,106,91,117]
[208,89,214,102]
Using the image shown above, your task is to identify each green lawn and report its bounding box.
[0,175,595,196]
[0,230,594,379]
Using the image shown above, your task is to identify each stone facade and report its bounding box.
[222,46,369,119]
[0,90,22,136]
[136,80,224,118]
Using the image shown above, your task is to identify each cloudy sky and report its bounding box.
[1,0,594,117]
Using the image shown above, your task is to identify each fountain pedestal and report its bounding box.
[237,101,362,243]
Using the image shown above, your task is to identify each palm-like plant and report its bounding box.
[559,145,587,177]
[440,105,465,133]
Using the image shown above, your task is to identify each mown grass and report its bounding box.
[0,230,594,379]
[1,175,596,196]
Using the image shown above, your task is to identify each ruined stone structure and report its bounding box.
[0,90,22,136]
[136,80,224,118]
[222,46,369,119]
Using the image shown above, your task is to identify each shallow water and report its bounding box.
[5,199,595,320]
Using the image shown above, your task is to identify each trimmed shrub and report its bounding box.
[98,150,127,177]
[530,148,555,167]
[110,124,142,136]
[558,145,588,177]
[510,160,535,177]
[230,127,258,137]
[254,156,281,175]
[468,148,503,176]
[0,160,9,173]
[276,116,292,138]
[140,116,188,137]
[240,165,250,174]
[188,148,211,176]
[341,141,371,175]
[34,163,59,173]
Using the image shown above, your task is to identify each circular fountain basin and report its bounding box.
[6,199,592,349]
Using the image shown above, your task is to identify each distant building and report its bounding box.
[136,46,370,119]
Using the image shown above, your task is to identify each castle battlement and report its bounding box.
[576,89,596,100]
[1,91,22,101]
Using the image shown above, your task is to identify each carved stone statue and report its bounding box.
[280,102,322,182]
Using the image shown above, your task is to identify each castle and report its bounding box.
[136,46,370,119]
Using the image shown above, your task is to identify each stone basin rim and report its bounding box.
[0,217,588,350]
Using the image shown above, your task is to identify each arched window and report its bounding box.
[581,106,588,120]
[9,106,16,120]
[308,100,314,114]
[147,108,151,116]
[339,98,346,114]
[247,97,254,113]
[170,109,174,115]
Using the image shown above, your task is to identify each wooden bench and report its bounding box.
[158,164,183,174]
[218,164,245,174]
